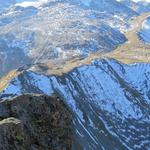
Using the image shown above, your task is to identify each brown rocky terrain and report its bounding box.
[0,94,72,150]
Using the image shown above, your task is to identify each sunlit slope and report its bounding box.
[0,70,21,93]
[38,12,150,76]
[1,11,150,83]
[105,12,150,63]
[47,11,150,73]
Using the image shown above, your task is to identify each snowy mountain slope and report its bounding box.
[0,1,150,149]
[103,11,150,65]
[15,0,49,7]
[0,0,48,9]
[0,0,15,10]
[57,0,137,17]
[139,17,150,43]
[118,0,150,13]
[1,58,150,149]
[0,0,137,77]
[5,0,139,16]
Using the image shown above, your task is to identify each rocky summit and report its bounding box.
[0,94,72,150]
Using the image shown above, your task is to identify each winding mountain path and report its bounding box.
[1,11,150,86]
[106,12,150,63]
[48,12,150,75]
[52,11,150,75]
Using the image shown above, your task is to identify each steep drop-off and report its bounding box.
[0,58,150,149]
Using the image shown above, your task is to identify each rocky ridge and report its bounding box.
[0,0,139,77]
[0,94,72,150]
[0,58,150,149]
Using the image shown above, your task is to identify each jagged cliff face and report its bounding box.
[1,58,150,149]
[0,94,72,150]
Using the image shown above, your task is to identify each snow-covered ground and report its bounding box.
[15,0,49,7]
[139,17,150,43]
[117,0,150,13]
[1,0,134,77]
[0,1,150,149]
[1,58,150,149]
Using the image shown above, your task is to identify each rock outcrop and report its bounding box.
[0,94,72,150]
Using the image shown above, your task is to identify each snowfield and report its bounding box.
[139,17,150,43]
[1,58,150,149]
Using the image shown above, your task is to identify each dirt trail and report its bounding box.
[35,12,150,76]
[105,12,150,63]
[1,12,150,84]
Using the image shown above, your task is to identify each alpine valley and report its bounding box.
[0,0,150,150]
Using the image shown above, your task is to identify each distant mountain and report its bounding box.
[0,0,139,77]
[0,0,15,10]
[0,0,46,11]
[118,0,150,13]
[0,58,150,149]
[139,17,150,43]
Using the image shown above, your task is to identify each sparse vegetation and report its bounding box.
[0,70,21,92]
[105,12,150,63]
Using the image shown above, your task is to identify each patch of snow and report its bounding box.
[27,72,53,95]
[15,0,49,8]
[1,59,150,121]
[140,18,150,43]
[2,78,22,95]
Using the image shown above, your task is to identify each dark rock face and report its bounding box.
[0,117,30,150]
[0,94,72,150]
